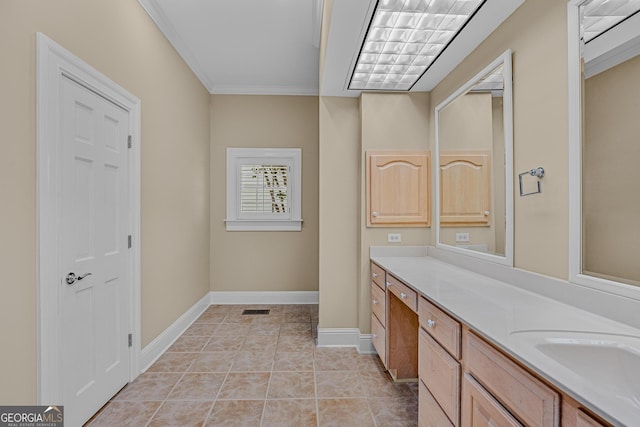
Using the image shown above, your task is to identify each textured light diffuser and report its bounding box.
[583,0,640,42]
[349,0,484,91]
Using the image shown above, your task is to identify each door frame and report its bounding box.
[36,33,141,405]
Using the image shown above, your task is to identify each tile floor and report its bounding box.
[86,304,418,426]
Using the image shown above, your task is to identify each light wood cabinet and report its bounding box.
[562,400,607,427]
[439,151,491,226]
[370,283,386,327]
[464,330,559,427]
[419,297,461,358]
[420,380,454,427]
[370,262,387,367]
[387,273,417,313]
[461,374,523,427]
[419,328,460,426]
[366,151,431,227]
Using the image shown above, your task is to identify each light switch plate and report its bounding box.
[388,233,402,243]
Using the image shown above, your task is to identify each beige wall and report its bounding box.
[209,95,319,293]
[0,0,211,404]
[583,55,640,285]
[359,92,431,332]
[318,97,361,328]
[430,0,569,279]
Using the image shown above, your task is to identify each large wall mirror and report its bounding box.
[435,50,513,266]
[569,1,640,298]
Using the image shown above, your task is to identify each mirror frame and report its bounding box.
[568,0,640,300]
[434,49,514,266]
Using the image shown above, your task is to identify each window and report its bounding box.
[226,148,302,231]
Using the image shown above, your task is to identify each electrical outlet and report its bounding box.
[387,233,402,243]
[455,232,470,242]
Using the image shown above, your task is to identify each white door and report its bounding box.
[59,76,131,426]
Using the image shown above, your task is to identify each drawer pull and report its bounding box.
[372,272,378,278]
[427,319,436,328]
[373,299,378,305]
[372,333,377,339]
[386,281,391,288]
[400,292,407,299]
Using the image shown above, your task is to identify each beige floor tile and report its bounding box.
[218,372,271,400]
[279,322,312,337]
[273,352,315,372]
[147,400,213,426]
[315,371,364,398]
[205,400,265,426]
[87,400,161,426]
[215,323,252,336]
[146,352,198,373]
[247,323,281,335]
[262,399,317,427]
[277,335,315,352]
[168,335,211,352]
[113,373,182,401]
[284,313,311,323]
[358,370,416,398]
[197,311,229,323]
[268,371,315,399]
[250,315,284,325]
[188,351,236,373]
[367,396,419,427]
[241,334,279,352]
[355,354,386,372]
[317,398,376,427]
[314,347,359,371]
[223,313,256,324]
[230,351,275,372]
[203,335,245,352]
[167,373,226,400]
[182,322,220,337]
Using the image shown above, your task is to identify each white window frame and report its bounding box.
[226,148,302,231]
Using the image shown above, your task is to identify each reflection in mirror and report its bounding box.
[435,51,513,266]
[580,1,640,287]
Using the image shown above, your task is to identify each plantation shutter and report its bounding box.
[240,164,289,214]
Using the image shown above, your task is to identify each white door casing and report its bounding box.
[37,33,141,423]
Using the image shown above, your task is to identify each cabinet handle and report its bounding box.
[484,210,490,216]
[427,319,436,328]
[372,272,378,278]
[372,333,377,339]
[386,281,391,288]
[373,299,378,305]
[400,292,407,299]
[372,211,379,217]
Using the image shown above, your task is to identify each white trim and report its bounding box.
[317,328,377,354]
[211,84,319,96]
[434,50,514,267]
[210,291,319,305]
[140,292,211,372]
[584,12,640,78]
[224,219,303,232]
[36,33,142,404]
[567,1,640,302]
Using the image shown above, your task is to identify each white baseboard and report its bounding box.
[317,328,377,354]
[209,291,319,305]
[140,292,210,372]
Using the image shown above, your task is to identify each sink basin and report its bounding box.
[509,331,640,403]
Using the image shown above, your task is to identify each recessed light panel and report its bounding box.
[349,0,484,91]
[582,0,640,43]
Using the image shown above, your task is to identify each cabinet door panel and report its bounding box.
[420,380,454,427]
[371,283,386,327]
[462,374,523,427]
[367,151,430,227]
[419,328,460,426]
[440,152,490,226]
[371,314,386,368]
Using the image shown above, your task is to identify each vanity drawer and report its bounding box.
[371,262,386,289]
[464,331,559,427]
[419,297,461,358]
[371,283,386,326]
[386,274,417,312]
[420,379,454,427]
[462,373,523,427]
[419,328,460,426]
[371,314,386,367]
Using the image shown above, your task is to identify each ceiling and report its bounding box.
[138,0,525,97]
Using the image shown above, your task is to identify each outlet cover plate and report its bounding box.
[388,233,402,243]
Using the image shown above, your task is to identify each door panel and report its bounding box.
[60,76,130,425]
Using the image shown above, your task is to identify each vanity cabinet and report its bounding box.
[366,151,431,227]
[562,400,607,427]
[370,262,387,367]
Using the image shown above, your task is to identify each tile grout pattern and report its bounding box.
[86,304,418,426]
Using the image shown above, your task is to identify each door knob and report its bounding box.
[66,272,92,285]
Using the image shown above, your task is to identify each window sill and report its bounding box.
[224,219,303,231]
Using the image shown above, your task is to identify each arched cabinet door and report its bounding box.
[439,152,491,227]
[366,151,431,227]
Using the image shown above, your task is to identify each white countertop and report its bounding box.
[370,253,640,427]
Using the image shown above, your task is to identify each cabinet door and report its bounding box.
[440,152,490,226]
[371,314,387,368]
[367,151,430,227]
[462,374,523,427]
